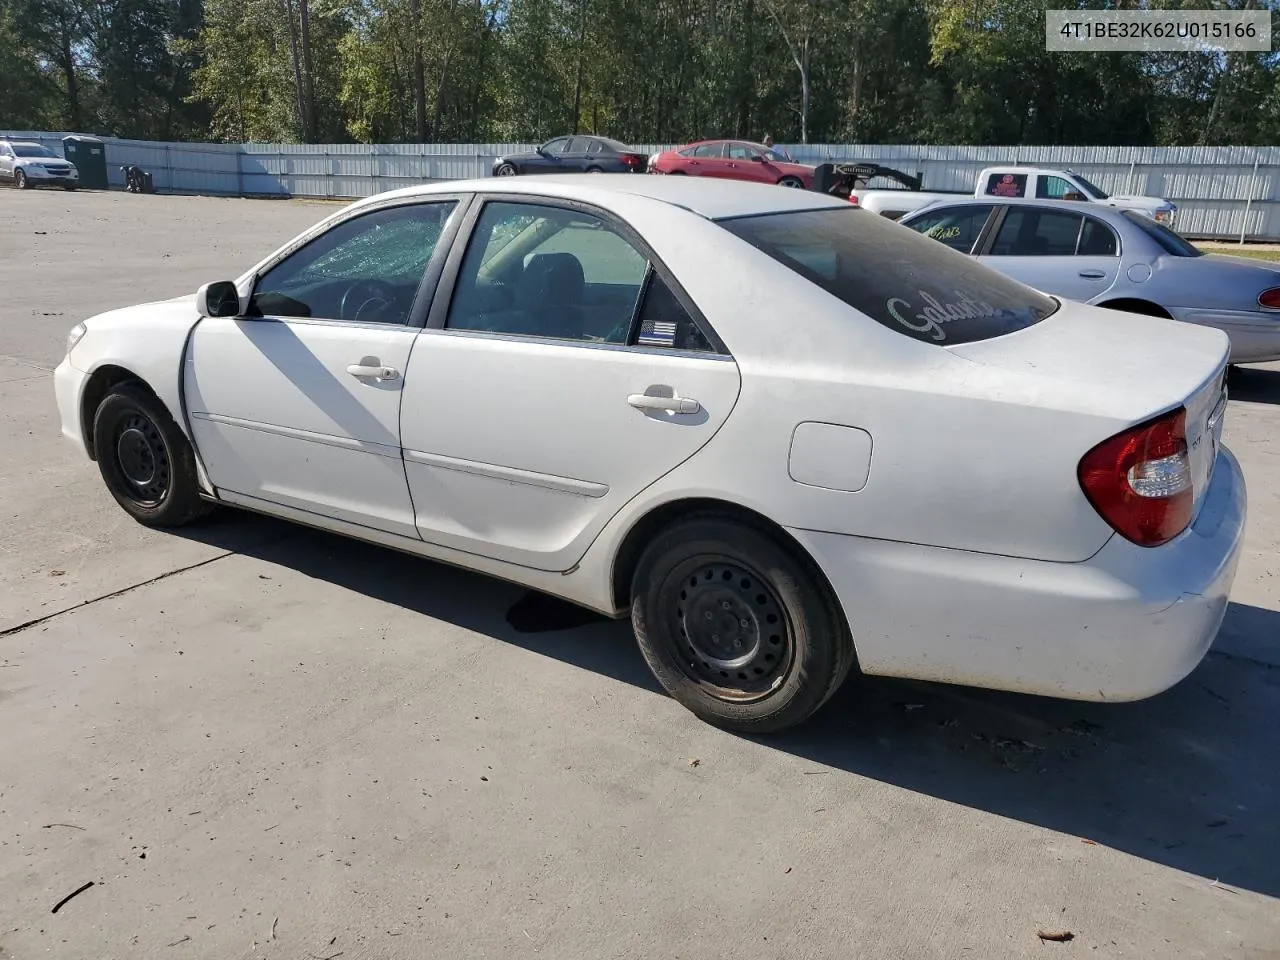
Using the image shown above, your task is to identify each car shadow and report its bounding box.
[181,510,1280,899]
[1228,364,1280,406]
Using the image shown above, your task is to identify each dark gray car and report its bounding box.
[492,136,649,177]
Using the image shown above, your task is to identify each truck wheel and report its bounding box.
[630,514,855,733]
[92,382,214,527]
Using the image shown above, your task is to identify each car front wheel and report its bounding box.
[630,514,855,733]
[778,176,804,188]
[15,169,29,189]
[92,382,214,527]
[495,163,517,176]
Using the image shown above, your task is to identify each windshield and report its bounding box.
[12,143,57,158]
[1072,173,1109,200]
[1121,210,1202,257]
[765,148,792,162]
[722,208,1057,345]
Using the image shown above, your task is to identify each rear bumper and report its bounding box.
[1172,307,1280,364]
[789,446,1246,701]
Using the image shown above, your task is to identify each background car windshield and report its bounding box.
[723,208,1057,345]
[13,144,57,158]
[1072,173,1110,199]
[1120,210,1202,257]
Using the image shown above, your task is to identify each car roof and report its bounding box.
[364,174,849,221]
[2,140,42,148]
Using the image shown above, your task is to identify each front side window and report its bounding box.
[1036,176,1075,200]
[723,207,1056,345]
[691,143,724,159]
[447,202,649,343]
[985,173,1027,198]
[902,204,994,253]
[989,209,1083,256]
[727,144,758,161]
[249,201,456,323]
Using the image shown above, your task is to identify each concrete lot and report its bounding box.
[1,189,1278,960]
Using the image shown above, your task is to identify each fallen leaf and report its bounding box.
[687,758,700,767]
[1036,930,1074,943]
[1081,839,1098,846]
[784,866,792,874]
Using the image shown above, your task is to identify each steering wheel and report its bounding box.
[340,279,399,323]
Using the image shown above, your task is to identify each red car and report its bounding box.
[649,139,814,189]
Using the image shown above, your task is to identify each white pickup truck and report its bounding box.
[852,166,1177,225]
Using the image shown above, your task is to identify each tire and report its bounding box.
[495,163,517,177]
[91,382,214,527]
[585,166,603,174]
[63,185,77,192]
[777,176,804,189]
[14,169,29,190]
[630,514,855,733]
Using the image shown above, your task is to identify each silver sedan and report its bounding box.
[899,197,1280,364]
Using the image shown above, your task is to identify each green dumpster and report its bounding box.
[62,135,108,190]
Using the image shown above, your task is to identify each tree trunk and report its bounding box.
[299,0,318,141]
[847,43,864,141]
[58,28,81,130]
[570,0,589,132]
[409,0,428,141]
[800,35,810,143]
[280,0,308,140]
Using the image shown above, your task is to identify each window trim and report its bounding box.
[425,193,730,356]
[241,193,471,330]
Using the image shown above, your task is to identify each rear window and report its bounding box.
[722,208,1058,345]
[1121,210,1201,257]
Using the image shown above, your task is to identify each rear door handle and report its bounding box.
[628,394,700,415]
[347,363,400,381]
[1078,269,1107,279]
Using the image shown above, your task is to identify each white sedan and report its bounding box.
[54,176,1246,732]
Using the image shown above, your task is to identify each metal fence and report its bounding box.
[5,130,1280,242]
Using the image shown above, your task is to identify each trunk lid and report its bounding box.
[947,299,1229,517]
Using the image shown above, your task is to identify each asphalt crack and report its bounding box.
[0,552,234,638]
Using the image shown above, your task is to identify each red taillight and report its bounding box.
[622,154,645,170]
[848,194,859,205]
[1258,287,1280,309]
[1078,407,1193,547]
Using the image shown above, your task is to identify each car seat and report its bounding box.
[518,252,585,340]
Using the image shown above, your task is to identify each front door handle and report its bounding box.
[628,393,700,415]
[1078,269,1107,279]
[347,363,400,381]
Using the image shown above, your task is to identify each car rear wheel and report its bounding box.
[630,515,855,733]
[92,382,214,527]
[14,170,29,190]
[778,176,804,188]
[495,163,517,177]
[64,185,77,191]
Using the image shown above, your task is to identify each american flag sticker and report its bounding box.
[638,319,677,347]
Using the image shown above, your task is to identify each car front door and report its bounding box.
[399,198,742,571]
[976,206,1119,301]
[183,198,464,537]
[724,143,772,184]
[523,138,570,174]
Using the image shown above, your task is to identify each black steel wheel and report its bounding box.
[631,514,855,733]
[92,381,213,527]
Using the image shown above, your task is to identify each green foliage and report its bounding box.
[4,0,1280,147]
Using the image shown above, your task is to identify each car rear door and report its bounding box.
[184,197,465,537]
[398,197,741,572]
[976,206,1120,301]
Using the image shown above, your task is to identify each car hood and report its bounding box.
[86,295,199,332]
[15,157,74,168]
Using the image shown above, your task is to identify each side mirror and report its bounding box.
[1063,191,1086,202]
[196,280,241,318]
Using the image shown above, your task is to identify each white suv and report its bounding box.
[0,140,79,191]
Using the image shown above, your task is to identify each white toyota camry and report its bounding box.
[54,175,1245,732]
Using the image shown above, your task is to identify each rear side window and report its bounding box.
[985,173,1027,198]
[723,208,1057,345]
[1121,210,1202,257]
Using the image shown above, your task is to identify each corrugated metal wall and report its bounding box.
[5,130,1278,242]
